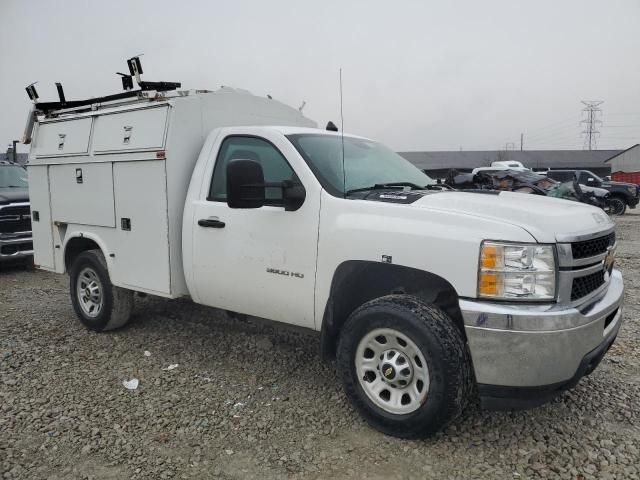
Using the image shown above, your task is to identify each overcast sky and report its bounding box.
[1,0,639,153]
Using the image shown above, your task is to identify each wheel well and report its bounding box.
[320,261,466,360]
[64,237,101,272]
[609,192,628,202]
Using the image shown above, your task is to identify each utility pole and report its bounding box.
[520,133,523,151]
[580,100,603,150]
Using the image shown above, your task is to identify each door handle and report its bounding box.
[198,218,226,228]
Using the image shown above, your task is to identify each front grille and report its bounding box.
[571,232,615,259]
[571,270,605,301]
[0,217,31,234]
[0,205,30,217]
[0,204,32,234]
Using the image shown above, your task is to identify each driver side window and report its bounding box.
[208,136,296,205]
[578,172,592,184]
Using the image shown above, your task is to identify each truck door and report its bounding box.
[190,133,320,329]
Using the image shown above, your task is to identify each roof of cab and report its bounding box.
[260,126,371,140]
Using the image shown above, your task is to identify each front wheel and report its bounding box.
[69,249,134,332]
[337,295,473,438]
[609,197,627,215]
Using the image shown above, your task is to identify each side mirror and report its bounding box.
[282,180,306,211]
[587,177,595,183]
[226,159,265,209]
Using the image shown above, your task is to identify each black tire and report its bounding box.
[337,295,473,438]
[69,249,134,332]
[609,197,626,216]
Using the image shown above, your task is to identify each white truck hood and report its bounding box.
[412,191,614,243]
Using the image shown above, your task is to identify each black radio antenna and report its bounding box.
[340,68,346,197]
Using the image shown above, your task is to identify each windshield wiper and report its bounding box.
[345,182,431,195]
[2,185,26,188]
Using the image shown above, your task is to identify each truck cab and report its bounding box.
[26,84,624,439]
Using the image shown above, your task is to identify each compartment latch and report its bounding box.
[123,126,133,144]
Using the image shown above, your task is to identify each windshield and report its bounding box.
[287,134,435,196]
[0,165,28,188]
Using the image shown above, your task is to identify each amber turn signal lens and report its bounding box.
[481,244,498,269]
[478,272,500,296]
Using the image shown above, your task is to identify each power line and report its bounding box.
[581,100,603,150]
[525,129,582,144]
[524,115,580,135]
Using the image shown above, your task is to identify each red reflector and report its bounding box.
[156,151,166,159]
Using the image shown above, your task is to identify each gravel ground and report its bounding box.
[1,214,639,480]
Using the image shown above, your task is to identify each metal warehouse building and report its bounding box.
[606,144,640,184]
[399,149,623,178]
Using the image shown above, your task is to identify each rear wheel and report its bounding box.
[69,249,134,331]
[337,295,473,438]
[609,197,626,215]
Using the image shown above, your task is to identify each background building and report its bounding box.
[606,144,640,184]
[399,149,622,178]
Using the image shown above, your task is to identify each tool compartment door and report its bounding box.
[27,165,55,269]
[113,160,171,294]
[32,118,92,157]
[93,106,169,153]
[49,163,115,227]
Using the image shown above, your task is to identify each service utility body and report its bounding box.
[24,60,624,437]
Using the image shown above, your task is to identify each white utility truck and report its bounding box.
[24,63,623,438]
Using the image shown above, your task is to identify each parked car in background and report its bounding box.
[546,170,640,215]
[472,160,529,175]
[446,168,611,211]
[0,161,32,262]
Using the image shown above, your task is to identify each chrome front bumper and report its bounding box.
[461,269,624,390]
[0,233,33,260]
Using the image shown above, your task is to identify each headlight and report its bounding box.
[628,186,637,196]
[478,242,556,300]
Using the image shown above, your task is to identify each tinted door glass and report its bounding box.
[578,172,593,183]
[209,136,296,204]
[549,171,570,182]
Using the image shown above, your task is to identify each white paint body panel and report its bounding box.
[26,165,54,269]
[113,160,171,293]
[32,118,92,157]
[312,191,536,329]
[93,106,168,153]
[185,128,321,329]
[411,190,614,243]
[49,163,115,227]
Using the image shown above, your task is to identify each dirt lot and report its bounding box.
[1,214,639,480]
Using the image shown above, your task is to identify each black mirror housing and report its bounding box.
[283,180,306,211]
[226,159,266,209]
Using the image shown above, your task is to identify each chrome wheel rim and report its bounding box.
[355,328,430,414]
[610,198,625,215]
[77,267,103,318]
